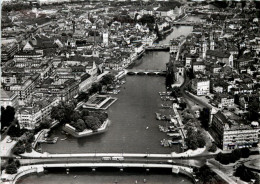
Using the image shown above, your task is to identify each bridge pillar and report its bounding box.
[92,168,96,172]
[66,168,70,174]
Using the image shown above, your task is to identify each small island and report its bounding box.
[62,110,110,138]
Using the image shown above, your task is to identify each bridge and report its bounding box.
[1,157,199,184]
[172,21,201,26]
[144,44,170,51]
[126,69,166,75]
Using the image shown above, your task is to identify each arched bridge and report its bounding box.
[126,69,166,75]
[1,159,197,184]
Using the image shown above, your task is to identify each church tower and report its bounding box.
[202,41,207,59]
[103,31,109,46]
[210,32,215,50]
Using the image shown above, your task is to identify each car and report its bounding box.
[2,126,8,132]
[102,157,112,161]
[6,138,13,143]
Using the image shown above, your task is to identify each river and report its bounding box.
[20,17,196,184]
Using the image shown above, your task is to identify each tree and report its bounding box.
[100,74,115,86]
[51,102,75,124]
[25,144,32,153]
[247,97,260,121]
[138,14,155,24]
[235,165,255,182]
[77,92,89,102]
[71,111,82,122]
[5,162,17,174]
[89,111,108,123]
[39,118,51,129]
[7,121,21,138]
[81,109,90,117]
[27,133,35,144]
[199,108,210,130]
[197,135,206,148]
[241,147,250,158]
[208,143,217,152]
[13,144,25,155]
[1,106,15,128]
[74,119,86,132]
[231,149,242,162]
[89,82,102,95]
[170,87,181,98]
[84,116,101,131]
[15,160,20,168]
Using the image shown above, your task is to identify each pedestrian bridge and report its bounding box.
[126,69,166,75]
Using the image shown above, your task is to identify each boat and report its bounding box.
[45,137,58,144]
[171,135,182,140]
[155,112,162,120]
[161,104,172,109]
[167,133,180,137]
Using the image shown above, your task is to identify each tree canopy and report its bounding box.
[185,129,206,150]
[1,106,15,129]
[69,110,108,132]
[51,102,75,124]
[100,74,115,86]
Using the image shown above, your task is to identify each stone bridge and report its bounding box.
[125,69,166,75]
[145,44,170,51]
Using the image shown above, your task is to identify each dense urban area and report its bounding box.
[1,0,260,184]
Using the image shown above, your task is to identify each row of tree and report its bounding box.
[215,148,250,165]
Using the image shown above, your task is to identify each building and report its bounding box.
[1,42,19,62]
[37,0,71,5]
[103,31,109,46]
[192,61,206,73]
[17,96,59,130]
[210,111,260,150]
[5,74,40,105]
[170,39,179,54]
[191,79,210,96]
[35,78,79,101]
[215,93,235,108]
[0,89,18,109]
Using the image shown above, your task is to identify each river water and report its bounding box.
[20,17,197,184]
